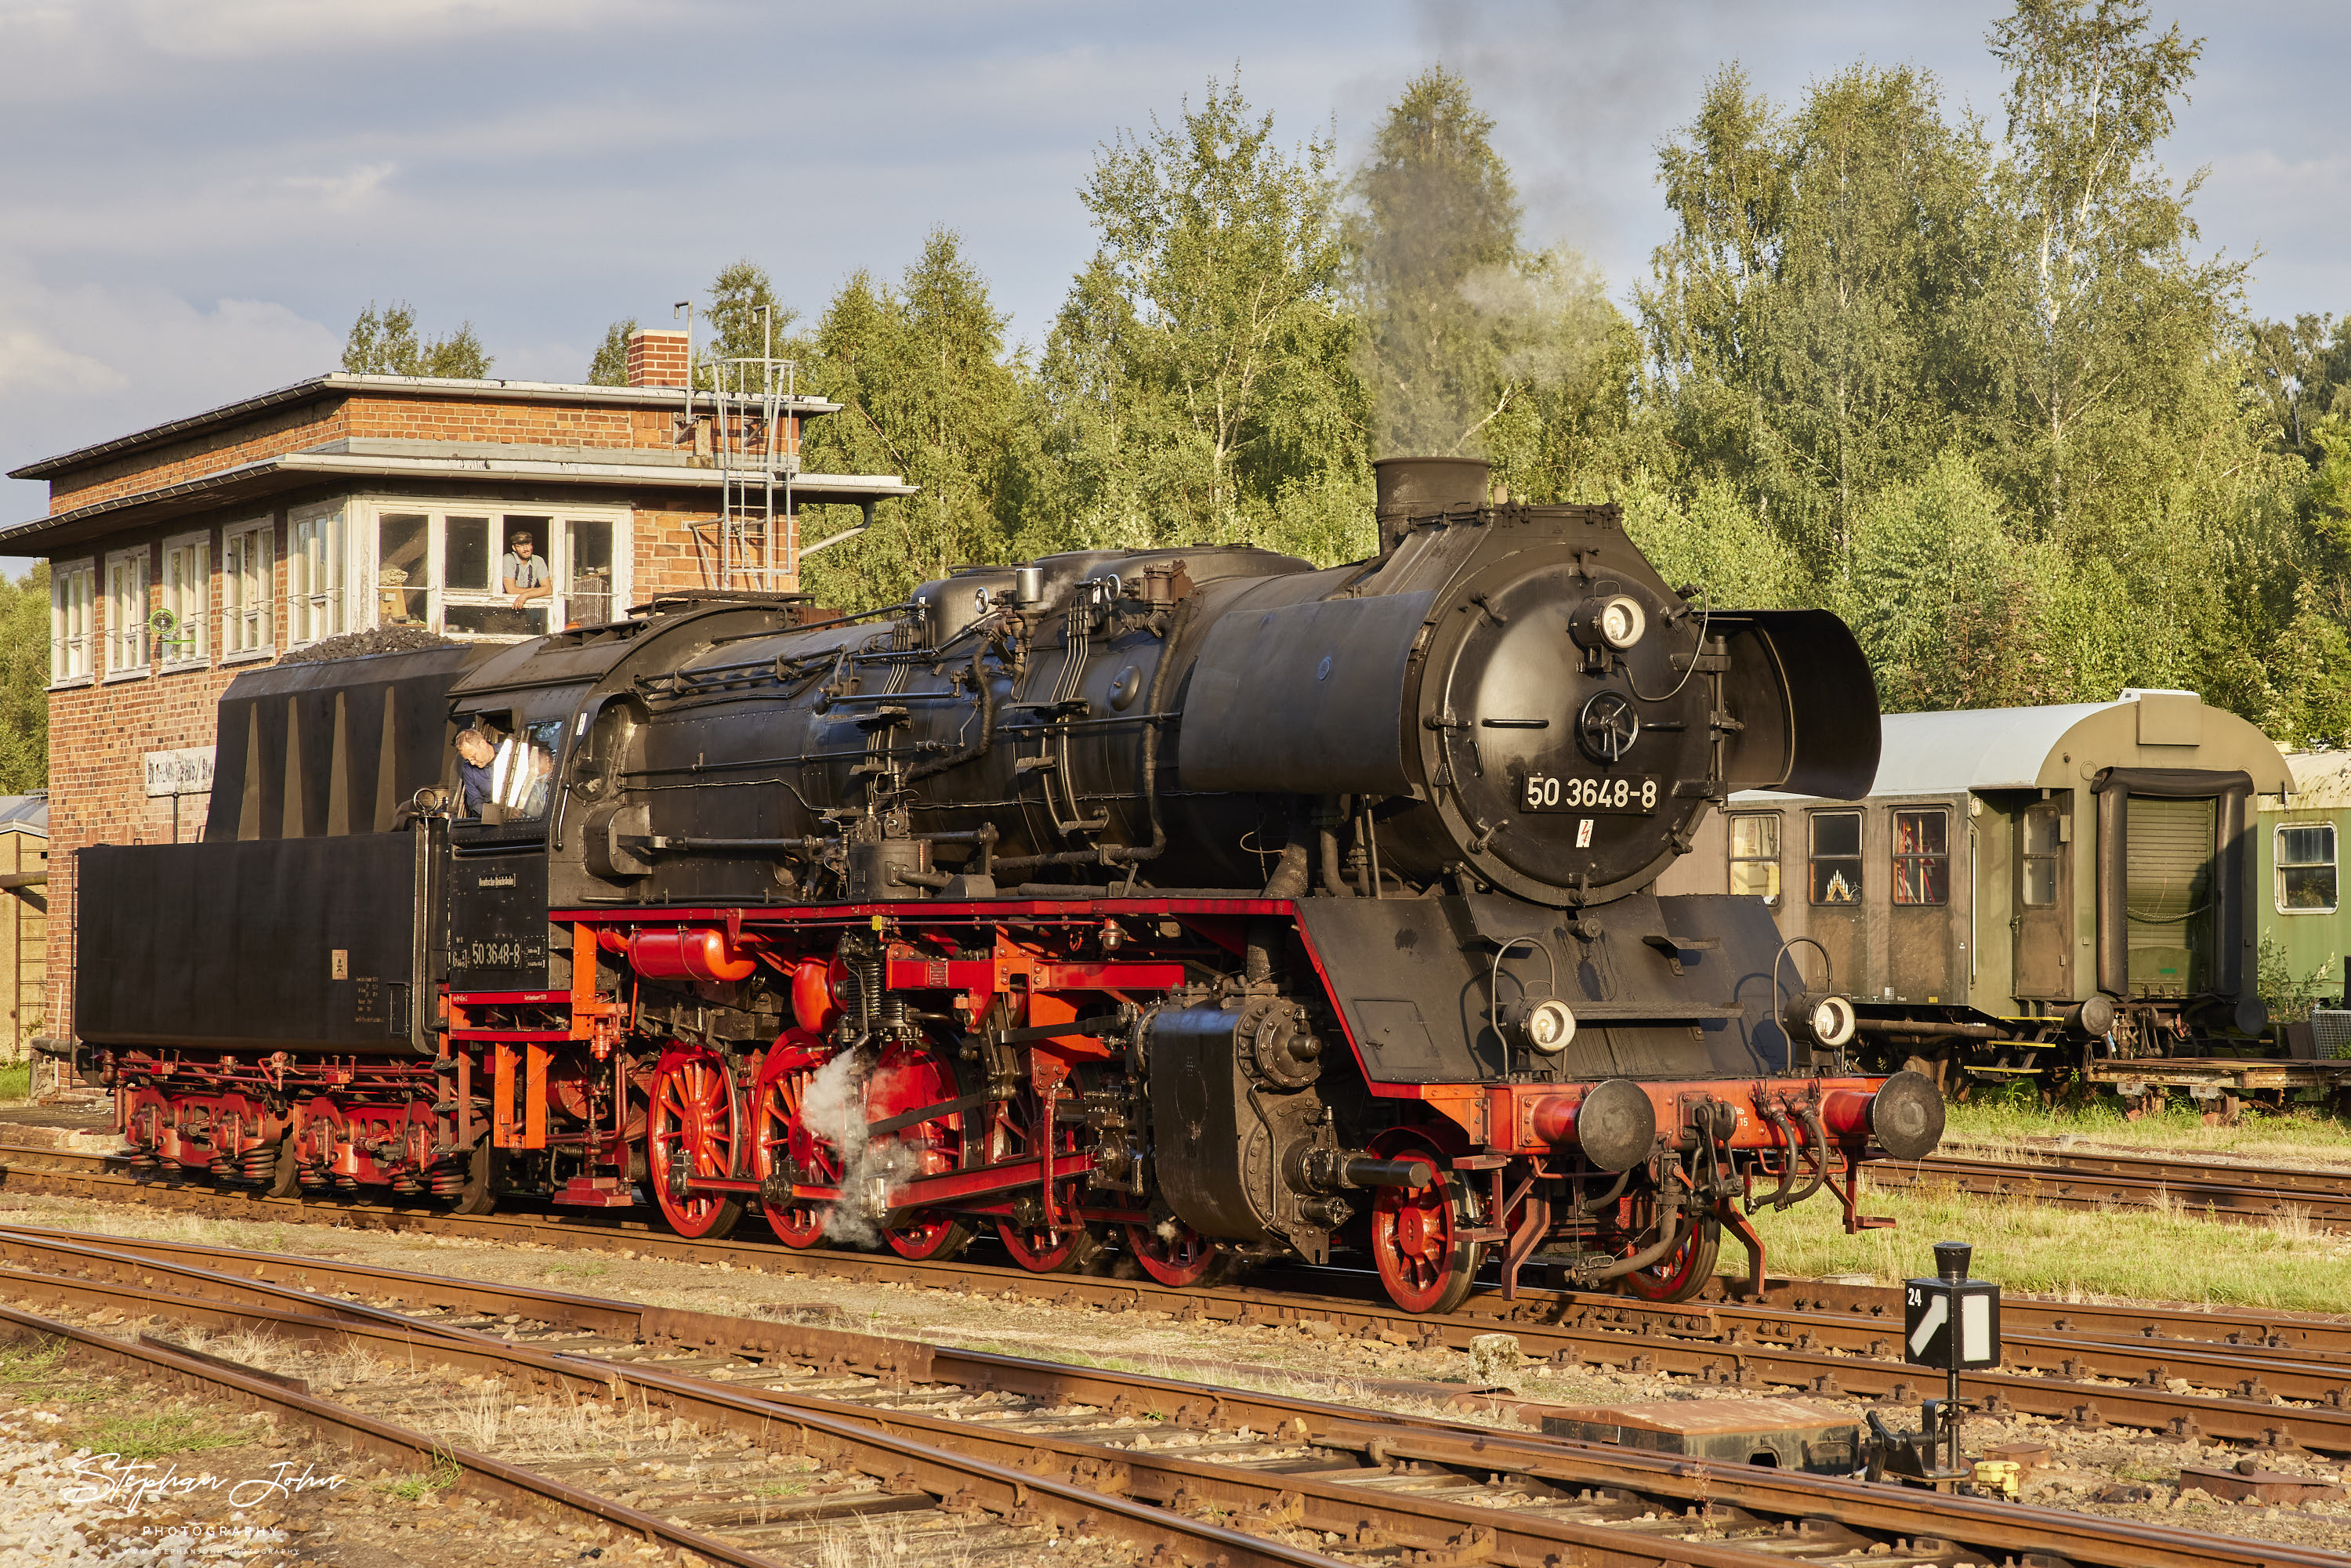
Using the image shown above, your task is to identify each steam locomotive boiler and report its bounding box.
[73,457,1943,1311]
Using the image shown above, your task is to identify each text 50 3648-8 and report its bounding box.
[1519,773,1658,814]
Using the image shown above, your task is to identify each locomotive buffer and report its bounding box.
[1867,1240,2001,1488]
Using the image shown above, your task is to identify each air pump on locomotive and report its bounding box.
[73,456,1944,1311]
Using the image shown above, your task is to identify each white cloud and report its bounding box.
[241,161,400,214]
[124,0,654,60]
[0,254,339,519]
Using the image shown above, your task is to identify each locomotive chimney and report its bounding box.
[1373,456,1491,554]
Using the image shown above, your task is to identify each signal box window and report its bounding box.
[223,519,273,658]
[1728,812,1781,902]
[49,560,95,686]
[2277,823,2338,913]
[2021,808,2062,906]
[1809,811,1863,905]
[1891,809,1949,905]
[103,547,150,676]
[159,531,208,668]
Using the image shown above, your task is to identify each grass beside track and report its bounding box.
[1752,1167,2351,1311]
[1939,1092,2351,1168]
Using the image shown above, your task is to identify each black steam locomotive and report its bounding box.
[74,457,1942,1310]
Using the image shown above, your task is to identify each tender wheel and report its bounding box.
[868,1041,973,1262]
[646,1047,746,1240]
[751,1036,835,1249]
[1370,1149,1483,1314]
[1125,1219,1218,1287]
[1619,1215,1721,1303]
[447,1139,499,1216]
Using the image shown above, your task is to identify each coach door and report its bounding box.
[2013,801,2070,998]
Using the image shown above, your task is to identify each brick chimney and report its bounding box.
[625,328,690,389]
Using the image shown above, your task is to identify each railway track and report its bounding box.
[0,1222,2342,1568]
[1877,1153,2351,1231]
[7,1139,2351,1461]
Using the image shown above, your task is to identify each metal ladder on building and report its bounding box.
[683,304,801,592]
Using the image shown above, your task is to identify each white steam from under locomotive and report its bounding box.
[797,1051,915,1247]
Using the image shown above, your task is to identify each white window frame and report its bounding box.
[222,517,275,662]
[287,501,353,648]
[103,546,150,679]
[49,559,96,688]
[2275,820,2339,915]
[352,497,632,642]
[158,529,210,670]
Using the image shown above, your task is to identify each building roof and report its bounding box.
[1734,690,2293,803]
[2,445,918,554]
[0,795,50,837]
[7,371,841,481]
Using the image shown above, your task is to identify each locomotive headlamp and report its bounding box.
[1596,595,1646,650]
[1501,996,1578,1054]
[1783,990,1857,1048]
[1570,591,1649,654]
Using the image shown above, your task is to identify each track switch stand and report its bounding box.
[1868,1240,2001,1490]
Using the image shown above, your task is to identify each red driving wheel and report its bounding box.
[1125,1219,1217,1287]
[1369,1144,1483,1314]
[1617,1210,1722,1303]
[868,1041,974,1262]
[991,1095,1096,1273]
[646,1046,745,1240]
[750,1031,835,1249]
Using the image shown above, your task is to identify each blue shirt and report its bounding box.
[458,758,493,817]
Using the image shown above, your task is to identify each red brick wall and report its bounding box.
[47,386,747,514]
[51,401,352,512]
[627,331,690,389]
[43,514,257,1046]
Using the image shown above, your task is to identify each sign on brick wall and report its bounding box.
[143,748,215,798]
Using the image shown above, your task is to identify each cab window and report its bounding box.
[491,720,563,821]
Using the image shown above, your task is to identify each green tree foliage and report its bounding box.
[1046,71,1367,552]
[795,230,1023,609]
[0,567,49,793]
[1349,69,1637,501]
[701,261,796,386]
[341,302,492,378]
[1984,0,2229,542]
[585,317,636,386]
[1643,63,1994,564]
[1351,67,1521,455]
[566,19,2351,742]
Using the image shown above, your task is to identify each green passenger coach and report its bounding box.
[1657,690,2295,1088]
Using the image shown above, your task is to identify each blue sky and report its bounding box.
[3,0,2344,543]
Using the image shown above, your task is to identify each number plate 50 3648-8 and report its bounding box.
[1520,773,1659,813]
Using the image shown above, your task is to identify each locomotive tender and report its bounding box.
[74,457,1943,1311]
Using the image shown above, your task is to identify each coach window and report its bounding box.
[2020,808,2061,905]
[2277,823,2338,913]
[1809,811,1863,904]
[1891,808,1950,904]
[1728,812,1781,903]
